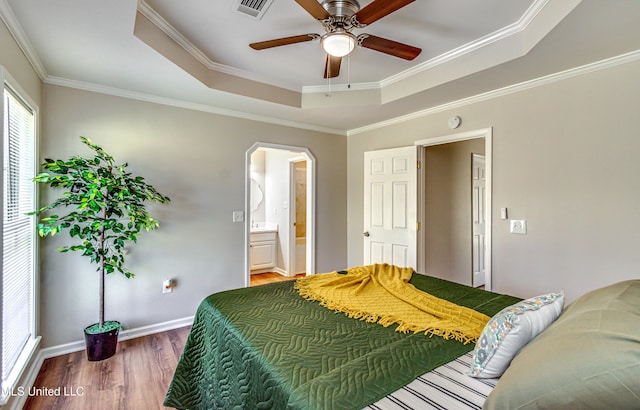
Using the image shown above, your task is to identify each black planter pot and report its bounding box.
[84,321,120,361]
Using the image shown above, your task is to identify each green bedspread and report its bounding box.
[164,274,520,410]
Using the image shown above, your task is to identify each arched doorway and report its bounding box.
[245,142,316,287]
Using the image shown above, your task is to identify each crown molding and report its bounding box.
[5,0,570,108]
[381,0,551,88]
[138,0,575,103]
[6,0,630,137]
[295,0,580,102]
[137,0,300,92]
[348,49,640,136]
[43,49,640,138]
[0,0,47,80]
[44,75,346,136]
[300,0,558,95]
[302,81,380,94]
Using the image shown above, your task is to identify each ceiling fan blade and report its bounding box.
[359,34,421,60]
[353,0,415,26]
[295,0,331,20]
[250,34,318,50]
[324,55,342,78]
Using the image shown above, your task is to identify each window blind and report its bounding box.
[2,86,36,382]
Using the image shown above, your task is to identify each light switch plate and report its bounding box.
[510,220,527,234]
[232,211,244,223]
[163,279,173,294]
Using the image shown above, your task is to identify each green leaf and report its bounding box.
[30,136,170,287]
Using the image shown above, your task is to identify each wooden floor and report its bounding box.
[250,271,305,286]
[24,272,297,410]
[23,327,190,410]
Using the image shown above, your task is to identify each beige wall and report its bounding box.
[39,84,347,347]
[0,19,41,104]
[424,138,485,286]
[348,59,640,304]
[3,8,640,352]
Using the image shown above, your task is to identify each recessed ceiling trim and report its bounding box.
[381,23,524,88]
[381,0,580,88]
[136,0,582,109]
[134,10,302,107]
[381,0,547,88]
[303,0,581,99]
[137,0,300,92]
[302,81,380,93]
[378,0,582,104]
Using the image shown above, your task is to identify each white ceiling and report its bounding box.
[143,0,533,89]
[3,0,640,134]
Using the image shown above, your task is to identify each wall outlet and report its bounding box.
[510,220,527,234]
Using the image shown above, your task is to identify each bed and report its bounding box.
[163,270,519,409]
[164,268,640,410]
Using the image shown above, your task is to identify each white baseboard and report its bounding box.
[39,316,194,359]
[250,268,274,274]
[250,267,290,276]
[6,316,194,410]
[119,316,194,343]
[274,267,289,277]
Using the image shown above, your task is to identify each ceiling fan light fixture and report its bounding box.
[321,31,356,57]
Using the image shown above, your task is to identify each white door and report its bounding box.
[472,154,486,287]
[364,146,417,269]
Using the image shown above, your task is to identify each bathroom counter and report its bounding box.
[250,222,278,234]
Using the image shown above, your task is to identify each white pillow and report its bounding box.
[468,292,564,378]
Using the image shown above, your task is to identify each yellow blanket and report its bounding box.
[295,264,489,344]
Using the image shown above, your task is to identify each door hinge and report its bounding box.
[417,160,422,169]
[416,222,421,231]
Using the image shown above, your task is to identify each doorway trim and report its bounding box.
[288,156,310,278]
[414,127,493,290]
[245,142,317,287]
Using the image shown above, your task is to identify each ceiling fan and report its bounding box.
[249,0,422,79]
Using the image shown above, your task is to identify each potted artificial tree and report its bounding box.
[30,137,170,361]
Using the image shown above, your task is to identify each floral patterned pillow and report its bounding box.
[468,292,564,378]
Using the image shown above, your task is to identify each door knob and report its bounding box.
[363,231,370,237]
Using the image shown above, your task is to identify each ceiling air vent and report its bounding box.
[234,0,275,19]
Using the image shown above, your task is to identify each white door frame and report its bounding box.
[415,128,493,290]
[288,156,311,277]
[471,153,486,288]
[245,142,316,287]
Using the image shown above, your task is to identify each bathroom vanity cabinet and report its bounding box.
[250,231,277,271]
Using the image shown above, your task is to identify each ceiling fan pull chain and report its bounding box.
[325,66,332,97]
[348,53,351,89]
